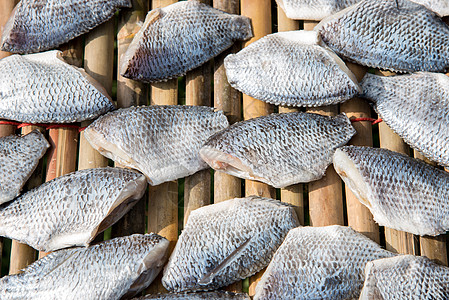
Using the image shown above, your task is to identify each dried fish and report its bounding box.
[0,167,147,252]
[361,72,449,167]
[1,0,131,54]
[276,0,449,20]
[162,196,299,292]
[0,234,169,300]
[200,112,355,188]
[254,226,395,300]
[135,291,250,299]
[120,0,252,82]
[0,50,115,123]
[224,30,361,107]
[0,130,49,204]
[333,146,449,236]
[316,0,449,73]
[360,255,449,299]
[84,105,229,186]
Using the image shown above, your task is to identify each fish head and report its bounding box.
[121,234,170,299]
[1,5,28,53]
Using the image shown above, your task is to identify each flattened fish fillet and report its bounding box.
[0,234,169,300]
[84,105,229,186]
[224,30,361,107]
[162,196,299,292]
[334,146,449,236]
[361,72,449,167]
[316,0,449,73]
[0,130,49,204]
[200,112,355,188]
[254,226,395,300]
[360,255,449,299]
[0,50,115,123]
[1,0,131,54]
[120,0,252,82]
[276,0,449,20]
[0,167,147,252]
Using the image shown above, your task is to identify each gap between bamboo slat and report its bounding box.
[277,6,304,226]
[241,0,274,296]
[341,62,380,244]
[147,0,179,294]
[111,0,149,239]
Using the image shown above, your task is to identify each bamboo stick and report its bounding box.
[376,70,417,255]
[241,1,274,296]
[341,62,380,243]
[111,0,149,238]
[147,0,179,294]
[277,5,304,225]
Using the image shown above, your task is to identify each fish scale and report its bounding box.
[200,112,355,188]
[360,255,449,299]
[0,167,147,252]
[0,50,115,123]
[316,0,449,73]
[0,234,169,300]
[84,105,229,186]
[1,0,131,54]
[135,291,250,299]
[120,0,253,83]
[333,146,449,236]
[254,226,395,300]
[361,72,449,167]
[162,196,299,292]
[0,130,49,204]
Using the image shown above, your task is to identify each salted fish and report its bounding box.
[361,72,449,167]
[224,30,361,107]
[0,130,49,204]
[120,0,252,83]
[254,226,395,300]
[200,112,355,188]
[360,255,449,299]
[276,0,449,20]
[0,167,147,252]
[333,146,449,236]
[0,50,115,123]
[1,0,131,54]
[162,196,299,292]
[84,105,229,186]
[135,291,250,299]
[316,0,449,73]
[0,234,169,300]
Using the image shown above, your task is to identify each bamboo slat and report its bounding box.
[147,0,179,294]
[341,62,380,243]
[241,0,274,296]
[376,71,417,255]
[277,6,304,225]
[111,0,149,238]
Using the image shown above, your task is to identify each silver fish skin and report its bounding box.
[200,112,356,188]
[254,226,395,300]
[276,0,449,19]
[333,146,449,236]
[0,234,170,300]
[224,30,361,107]
[162,196,299,292]
[1,0,131,54]
[361,72,449,167]
[0,130,49,204]
[0,167,147,252]
[84,105,229,186]
[360,255,449,300]
[120,0,252,83]
[315,0,449,73]
[135,291,250,299]
[0,50,115,123]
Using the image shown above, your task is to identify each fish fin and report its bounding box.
[198,238,251,285]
